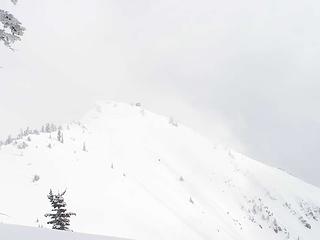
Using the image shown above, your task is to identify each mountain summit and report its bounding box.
[0,101,319,240]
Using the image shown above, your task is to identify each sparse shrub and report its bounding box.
[17,141,28,149]
[32,174,40,182]
[82,142,87,152]
[169,117,178,127]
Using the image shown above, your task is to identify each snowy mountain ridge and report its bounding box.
[0,101,320,240]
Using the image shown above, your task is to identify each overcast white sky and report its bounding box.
[1,0,320,187]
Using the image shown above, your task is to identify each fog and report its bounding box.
[1,0,320,186]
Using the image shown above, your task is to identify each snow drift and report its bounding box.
[0,223,128,240]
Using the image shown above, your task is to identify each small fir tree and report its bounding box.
[57,129,63,143]
[5,135,13,145]
[45,189,76,231]
[45,123,50,133]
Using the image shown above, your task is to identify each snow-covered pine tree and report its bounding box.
[5,135,12,145]
[0,0,25,49]
[45,123,51,133]
[45,189,76,231]
[57,129,63,143]
[51,124,57,132]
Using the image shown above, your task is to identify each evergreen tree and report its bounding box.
[57,129,63,143]
[0,0,25,49]
[18,129,23,139]
[45,189,76,231]
[5,135,12,145]
[51,123,57,132]
[45,123,51,133]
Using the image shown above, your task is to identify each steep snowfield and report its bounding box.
[0,101,319,240]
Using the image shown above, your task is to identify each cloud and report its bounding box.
[1,0,320,186]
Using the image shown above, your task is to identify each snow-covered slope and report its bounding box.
[0,223,128,240]
[0,101,319,240]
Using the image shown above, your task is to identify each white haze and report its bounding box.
[1,0,320,186]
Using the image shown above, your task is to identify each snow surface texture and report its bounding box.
[0,101,320,240]
[0,223,128,240]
